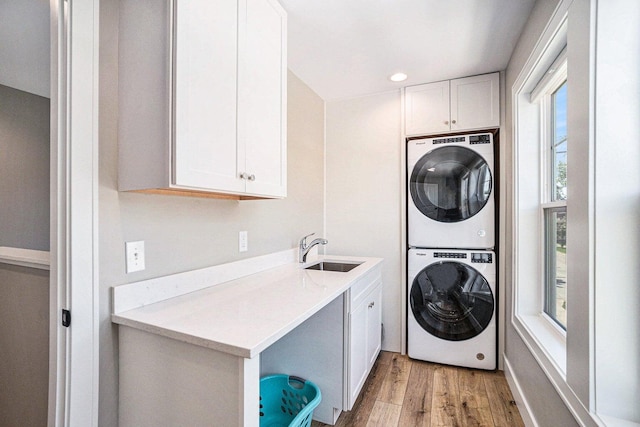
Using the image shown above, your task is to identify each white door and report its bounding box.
[450,73,500,131]
[173,0,243,193]
[240,0,287,197]
[405,80,450,136]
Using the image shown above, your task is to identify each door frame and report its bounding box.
[49,0,100,425]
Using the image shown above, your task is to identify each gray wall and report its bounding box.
[503,0,579,425]
[0,0,50,97]
[98,1,325,424]
[0,264,49,427]
[0,84,50,251]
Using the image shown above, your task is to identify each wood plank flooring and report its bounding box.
[312,352,524,427]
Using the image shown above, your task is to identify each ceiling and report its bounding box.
[279,0,536,101]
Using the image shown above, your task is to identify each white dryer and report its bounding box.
[407,248,496,370]
[408,132,495,249]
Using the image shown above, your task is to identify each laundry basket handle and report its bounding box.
[288,375,307,388]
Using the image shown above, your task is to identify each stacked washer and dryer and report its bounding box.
[407,132,497,370]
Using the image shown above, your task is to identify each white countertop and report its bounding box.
[112,255,382,359]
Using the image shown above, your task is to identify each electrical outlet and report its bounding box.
[125,241,145,273]
[239,231,248,252]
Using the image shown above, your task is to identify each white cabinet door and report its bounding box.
[405,80,450,136]
[404,72,500,137]
[173,0,243,193]
[450,73,500,132]
[240,0,287,197]
[347,279,382,410]
[348,298,368,409]
[366,285,382,368]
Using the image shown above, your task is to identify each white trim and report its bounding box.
[399,86,407,355]
[597,415,640,427]
[503,355,538,427]
[511,0,570,377]
[49,0,100,425]
[48,0,66,423]
[0,247,50,270]
[541,200,568,209]
[505,328,600,427]
[530,46,568,104]
[512,315,566,375]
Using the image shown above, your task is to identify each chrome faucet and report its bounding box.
[299,233,328,263]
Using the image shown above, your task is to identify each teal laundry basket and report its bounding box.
[259,375,322,427]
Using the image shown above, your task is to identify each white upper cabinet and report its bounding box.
[405,72,499,136]
[405,80,451,135]
[118,0,287,199]
[174,0,242,194]
[240,0,287,197]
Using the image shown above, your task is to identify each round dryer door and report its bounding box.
[410,261,494,341]
[409,146,492,223]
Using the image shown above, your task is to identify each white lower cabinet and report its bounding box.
[260,265,383,424]
[345,267,383,410]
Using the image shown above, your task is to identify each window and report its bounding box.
[543,80,567,329]
[513,35,569,374]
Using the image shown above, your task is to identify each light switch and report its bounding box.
[125,241,145,273]
[239,231,248,252]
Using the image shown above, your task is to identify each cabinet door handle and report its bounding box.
[444,120,449,125]
[248,174,256,181]
[368,302,375,308]
[239,172,248,180]
[451,119,457,124]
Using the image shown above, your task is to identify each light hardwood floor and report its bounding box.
[312,351,524,427]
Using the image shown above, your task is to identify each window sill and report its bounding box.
[513,312,566,377]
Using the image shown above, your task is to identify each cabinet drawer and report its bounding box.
[349,266,381,311]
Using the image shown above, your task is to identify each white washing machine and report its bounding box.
[408,132,495,249]
[407,248,496,370]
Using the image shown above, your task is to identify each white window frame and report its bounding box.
[538,61,568,331]
[512,16,569,378]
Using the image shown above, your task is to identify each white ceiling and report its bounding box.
[279,0,536,101]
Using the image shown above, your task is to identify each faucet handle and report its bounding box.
[300,233,315,247]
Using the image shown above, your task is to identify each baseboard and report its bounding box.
[503,355,538,427]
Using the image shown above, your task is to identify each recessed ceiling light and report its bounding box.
[389,72,408,82]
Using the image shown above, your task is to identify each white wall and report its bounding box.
[98,1,326,423]
[325,91,403,352]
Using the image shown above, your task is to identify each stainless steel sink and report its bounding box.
[305,261,362,272]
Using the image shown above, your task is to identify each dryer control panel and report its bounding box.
[471,252,493,263]
[433,252,467,259]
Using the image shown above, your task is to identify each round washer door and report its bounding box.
[410,261,494,341]
[410,146,492,223]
